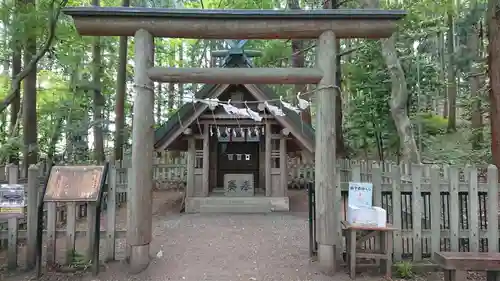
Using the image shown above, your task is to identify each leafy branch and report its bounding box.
[0,0,69,114]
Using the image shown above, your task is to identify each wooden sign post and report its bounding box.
[36,163,109,278]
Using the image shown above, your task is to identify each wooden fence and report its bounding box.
[0,159,187,271]
[0,158,499,270]
[336,161,499,261]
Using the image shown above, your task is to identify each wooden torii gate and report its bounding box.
[63,7,406,274]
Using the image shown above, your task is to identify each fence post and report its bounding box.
[6,163,19,270]
[468,165,480,253]
[351,162,361,182]
[0,165,6,181]
[429,165,441,259]
[106,167,117,261]
[448,166,460,252]
[371,162,382,261]
[25,164,39,269]
[7,163,18,184]
[391,164,403,261]
[487,164,498,252]
[411,163,423,261]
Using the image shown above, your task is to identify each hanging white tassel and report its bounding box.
[261,126,265,135]
[264,101,285,117]
[245,107,263,122]
[225,127,230,137]
[280,96,301,114]
[232,128,237,137]
[246,127,251,137]
[198,98,220,110]
[210,125,214,136]
[254,126,260,137]
[221,100,241,116]
[297,93,310,110]
[216,127,221,138]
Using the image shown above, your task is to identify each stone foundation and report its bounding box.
[185,196,289,213]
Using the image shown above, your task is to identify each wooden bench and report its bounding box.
[434,252,500,281]
[342,221,395,279]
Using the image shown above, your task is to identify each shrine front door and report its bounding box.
[217,141,260,192]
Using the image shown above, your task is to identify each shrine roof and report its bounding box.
[153,55,315,153]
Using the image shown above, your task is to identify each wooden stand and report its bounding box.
[342,221,395,279]
[36,164,108,279]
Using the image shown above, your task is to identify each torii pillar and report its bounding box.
[62,7,406,274]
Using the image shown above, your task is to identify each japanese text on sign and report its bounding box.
[348,182,373,208]
[44,165,106,202]
[0,184,26,219]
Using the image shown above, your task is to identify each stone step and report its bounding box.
[199,203,271,213]
[200,198,267,205]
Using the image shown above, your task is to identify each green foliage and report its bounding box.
[416,112,448,136]
[0,0,492,168]
[395,261,415,279]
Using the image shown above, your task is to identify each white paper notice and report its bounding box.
[348,182,373,208]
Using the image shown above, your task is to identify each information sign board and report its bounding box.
[0,184,26,219]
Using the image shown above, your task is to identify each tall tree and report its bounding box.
[92,0,105,164]
[22,0,38,175]
[287,0,310,125]
[114,0,130,161]
[487,0,500,168]
[9,2,21,164]
[468,1,483,149]
[446,5,458,132]
[362,0,421,163]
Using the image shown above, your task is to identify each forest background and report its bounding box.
[1,0,499,176]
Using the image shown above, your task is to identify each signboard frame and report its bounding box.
[36,163,109,278]
[0,183,27,220]
[43,165,108,203]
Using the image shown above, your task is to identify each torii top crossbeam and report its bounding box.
[62,7,406,39]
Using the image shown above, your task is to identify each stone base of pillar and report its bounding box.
[127,243,151,274]
[318,243,336,275]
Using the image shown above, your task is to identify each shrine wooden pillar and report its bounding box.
[186,135,196,197]
[279,130,288,197]
[128,29,154,273]
[314,30,341,274]
[202,123,210,196]
[265,122,272,196]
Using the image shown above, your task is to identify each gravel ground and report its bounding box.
[12,213,391,281]
[1,190,444,281]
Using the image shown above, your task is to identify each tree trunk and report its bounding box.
[382,36,421,163]
[9,3,21,164]
[287,0,311,125]
[438,32,448,117]
[361,0,420,163]
[446,12,457,132]
[487,0,500,168]
[22,0,38,176]
[178,44,184,107]
[114,0,130,161]
[469,3,483,149]
[92,0,105,164]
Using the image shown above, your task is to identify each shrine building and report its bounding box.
[154,48,315,213]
